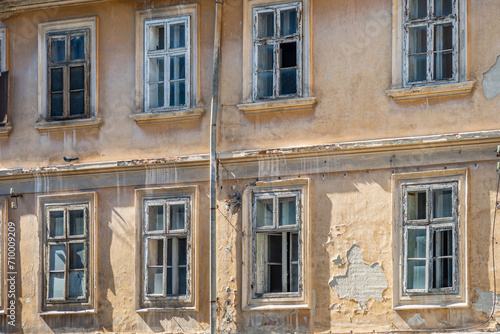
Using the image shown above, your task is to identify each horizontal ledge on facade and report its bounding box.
[386,81,475,101]
[39,308,96,316]
[0,0,104,16]
[237,97,317,115]
[242,303,310,311]
[130,108,204,124]
[136,306,197,313]
[0,124,12,138]
[393,302,468,310]
[34,117,102,133]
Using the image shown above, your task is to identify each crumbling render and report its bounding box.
[329,244,387,310]
[483,55,500,100]
[472,288,500,315]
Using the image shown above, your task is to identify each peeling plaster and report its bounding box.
[329,245,388,310]
[473,288,500,315]
[408,313,425,326]
[483,56,500,100]
[332,255,344,266]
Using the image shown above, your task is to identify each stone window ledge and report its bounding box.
[34,117,101,134]
[0,124,12,138]
[386,81,475,101]
[237,97,316,115]
[39,308,96,316]
[130,108,204,124]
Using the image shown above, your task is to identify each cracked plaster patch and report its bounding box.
[472,288,500,315]
[483,56,500,100]
[329,244,387,310]
[408,313,425,326]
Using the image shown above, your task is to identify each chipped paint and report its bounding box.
[408,313,425,326]
[472,288,500,315]
[329,245,387,310]
[483,56,500,100]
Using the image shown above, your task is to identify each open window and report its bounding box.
[0,28,9,131]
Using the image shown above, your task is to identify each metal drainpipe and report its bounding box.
[210,1,223,333]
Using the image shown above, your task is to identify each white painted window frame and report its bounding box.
[392,169,467,309]
[242,179,310,310]
[37,17,98,122]
[38,192,96,314]
[136,186,197,311]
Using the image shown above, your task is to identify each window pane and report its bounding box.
[280,8,297,36]
[169,23,186,49]
[50,94,63,117]
[407,229,426,258]
[69,209,85,236]
[291,233,298,261]
[70,66,85,90]
[257,11,274,38]
[49,211,64,237]
[280,68,297,95]
[409,0,427,20]
[407,260,426,289]
[69,243,85,269]
[169,81,186,106]
[435,0,453,17]
[70,35,85,60]
[433,258,453,288]
[178,237,187,266]
[433,188,453,218]
[50,68,63,92]
[256,198,273,227]
[167,238,172,266]
[149,57,165,83]
[148,25,165,51]
[51,38,65,62]
[409,26,427,54]
[170,55,186,80]
[148,238,164,266]
[70,91,85,116]
[148,205,164,231]
[269,265,282,292]
[257,72,273,98]
[268,234,282,263]
[178,266,187,295]
[279,197,296,226]
[166,267,172,295]
[149,83,164,108]
[433,229,452,257]
[49,273,65,299]
[170,204,185,230]
[434,52,453,80]
[68,271,85,298]
[290,264,298,292]
[257,45,273,71]
[280,42,297,68]
[407,190,427,220]
[49,245,66,271]
[435,24,453,51]
[147,267,163,295]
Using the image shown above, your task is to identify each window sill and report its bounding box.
[39,308,96,316]
[393,302,468,310]
[237,97,316,115]
[34,117,101,134]
[243,303,310,311]
[0,124,12,138]
[386,81,475,101]
[136,305,196,313]
[130,108,204,124]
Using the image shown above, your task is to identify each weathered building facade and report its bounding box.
[0,0,499,333]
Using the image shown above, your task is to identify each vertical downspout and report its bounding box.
[210,1,223,333]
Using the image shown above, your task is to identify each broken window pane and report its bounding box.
[69,209,85,236]
[407,260,426,289]
[170,204,185,230]
[50,245,66,270]
[279,197,296,226]
[148,25,165,51]
[148,267,163,295]
[70,35,85,60]
[407,190,427,220]
[280,8,297,36]
[257,11,274,38]
[68,271,85,298]
[409,0,427,20]
[51,38,66,62]
[433,188,452,218]
[268,234,283,292]
[50,211,64,237]
[280,42,297,68]
[433,229,452,257]
[148,205,164,231]
[69,243,85,269]
[170,23,186,49]
[256,198,273,227]
[407,229,426,258]
[434,0,452,17]
[49,273,65,299]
